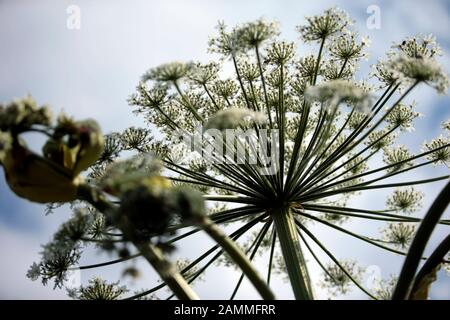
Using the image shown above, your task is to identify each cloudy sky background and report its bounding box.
[0,0,449,299]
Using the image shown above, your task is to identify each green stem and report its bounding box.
[271,207,313,299]
[392,180,450,300]
[197,216,275,300]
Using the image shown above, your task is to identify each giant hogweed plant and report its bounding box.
[1,8,450,300]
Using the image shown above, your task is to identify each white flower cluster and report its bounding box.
[208,22,244,56]
[322,60,355,80]
[120,127,153,151]
[372,35,449,94]
[100,153,163,195]
[239,59,260,82]
[386,187,424,214]
[393,34,442,59]
[347,111,368,130]
[212,79,238,101]
[373,34,449,94]
[209,19,279,57]
[295,55,319,81]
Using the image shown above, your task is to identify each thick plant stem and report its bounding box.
[198,216,275,300]
[271,207,314,300]
[76,184,200,300]
[392,180,450,300]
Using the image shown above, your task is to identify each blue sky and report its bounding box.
[0,0,449,299]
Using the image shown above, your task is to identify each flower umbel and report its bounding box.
[2,7,450,301]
